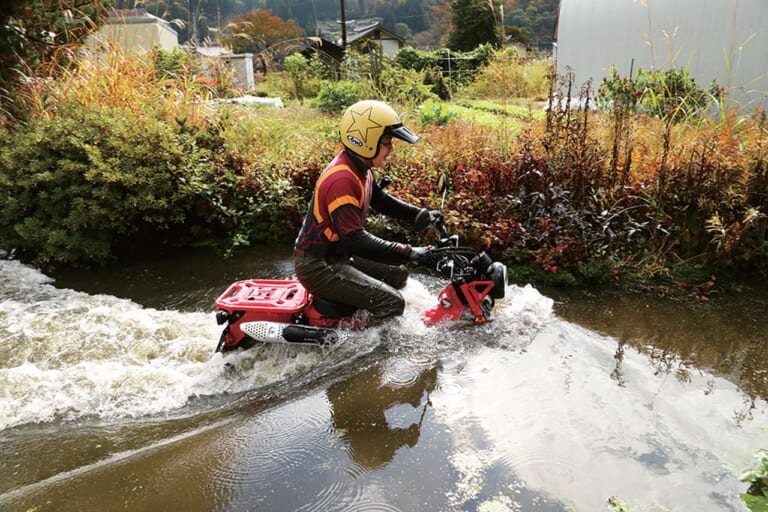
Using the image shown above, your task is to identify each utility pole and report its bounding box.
[499,2,505,48]
[339,0,347,55]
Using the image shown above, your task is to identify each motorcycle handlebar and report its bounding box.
[427,246,481,276]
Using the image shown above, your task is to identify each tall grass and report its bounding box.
[15,47,216,129]
[463,49,552,101]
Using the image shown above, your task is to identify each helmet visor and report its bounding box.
[389,124,419,144]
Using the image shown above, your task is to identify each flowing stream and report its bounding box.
[0,247,766,511]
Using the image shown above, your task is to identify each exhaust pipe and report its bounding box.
[240,322,344,346]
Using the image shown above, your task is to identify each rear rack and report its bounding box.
[215,279,308,318]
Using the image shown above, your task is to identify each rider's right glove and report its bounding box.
[409,246,435,267]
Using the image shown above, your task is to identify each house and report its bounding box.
[87,11,254,89]
[86,8,178,55]
[300,22,404,67]
[555,0,768,111]
[344,22,405,57]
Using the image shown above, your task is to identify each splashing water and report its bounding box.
[0,259,554,432]
[0,260,329,430]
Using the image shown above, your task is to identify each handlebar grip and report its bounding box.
[432,214,449,237]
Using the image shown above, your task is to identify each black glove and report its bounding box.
[409,246,435,267]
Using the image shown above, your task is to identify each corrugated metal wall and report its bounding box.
[556,0,768,110]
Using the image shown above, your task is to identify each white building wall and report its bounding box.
[229,54,255,89]
[154,24,179,53]
[381,39,401,57]
[556,0,768,110]
[88,21,178,55]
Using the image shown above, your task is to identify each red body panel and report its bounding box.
[423,281,495,326]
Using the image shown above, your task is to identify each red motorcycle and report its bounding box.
[213,176,508,352]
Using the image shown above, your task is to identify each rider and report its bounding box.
[294,99,434,319]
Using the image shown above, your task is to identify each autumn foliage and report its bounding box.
[220,9,303,60]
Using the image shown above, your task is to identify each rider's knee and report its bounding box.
[370,290,405,318]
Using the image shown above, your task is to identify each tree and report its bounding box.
[1,0,110,125]
[1,0,109,79]
[412,0,451,50]
[447,0,502,52]
[506,0,558,48]
[505,25,530,46]
[220,8,302,58]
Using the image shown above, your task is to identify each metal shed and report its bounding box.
[555,0,768,111]
[87,8,179,56]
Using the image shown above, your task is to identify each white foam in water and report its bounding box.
[397,278,437,334]
[0,260,324,430]
[390,278,555,357]
[401,279,554,337]
[490,284,555,344]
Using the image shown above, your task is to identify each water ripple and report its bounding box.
[205,393,351,506]
[338,503,404,512]
[494,451,576,485]
[380,359,420,387]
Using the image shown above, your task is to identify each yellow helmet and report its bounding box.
[340,100,419,159]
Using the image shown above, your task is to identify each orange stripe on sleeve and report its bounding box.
[323,227,339,242]
[328,195,361,213]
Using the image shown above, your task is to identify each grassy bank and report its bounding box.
[1,50,767,297]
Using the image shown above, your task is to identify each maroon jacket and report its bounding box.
[294,149,420,264]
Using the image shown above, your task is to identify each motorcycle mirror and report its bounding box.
[436,173,448,210]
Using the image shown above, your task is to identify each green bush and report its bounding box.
[635,67,720,121]
[0,101,209,268]
[153,47,199,79]
[395,44,496,90]
[597,66,721,122]
[283,53,323,102]
[596,67,642,113]
[336,49,436,108]
[376,66,436,108]
[417,99,457,126]
[394,46,441,72]
[312,80,367,113]
[424,66,451,100]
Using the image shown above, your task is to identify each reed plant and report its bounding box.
[15,47,217,129]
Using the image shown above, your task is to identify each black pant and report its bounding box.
[294,254,409,318]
